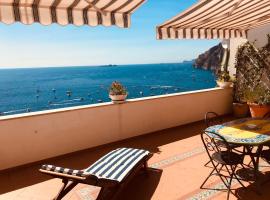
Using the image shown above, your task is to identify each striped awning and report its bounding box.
[0,0,146,28]
[157,0,270,40]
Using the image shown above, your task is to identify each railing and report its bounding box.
[0,87,232,170]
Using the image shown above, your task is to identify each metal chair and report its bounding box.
[204,112,243,167]
[204,112,223,127]
[201,131,246,200]
[261,149,270,162]
[204,112,223,167]
[261,111,270,162]
[262,112,270,152]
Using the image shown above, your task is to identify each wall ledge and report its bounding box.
[0,87,230,121]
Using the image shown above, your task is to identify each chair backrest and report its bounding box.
[264,112,270,119]
[204,112,223,127]
[201,131,231,161]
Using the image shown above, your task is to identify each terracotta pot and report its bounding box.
[233,102,249,118]
[248,103,270,118]
[216,81,232,89]
[109,94,127,103]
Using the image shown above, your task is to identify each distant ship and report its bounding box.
[100,64,118,67]
[182,60,194,63]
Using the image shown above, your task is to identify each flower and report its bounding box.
[109,81,127,95]
[217,70,233,82]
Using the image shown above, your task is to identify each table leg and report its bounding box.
[245,145,263,194]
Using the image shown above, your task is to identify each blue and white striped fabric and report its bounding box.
[83,148,150,182]
[41,148,150,182]
[41,164,85,177]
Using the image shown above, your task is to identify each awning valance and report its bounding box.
[0,0,145,28]
[157,0,270,40]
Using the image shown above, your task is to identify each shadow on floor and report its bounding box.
[116,168,163,200]
[1,115,238,198]
[0,120,207,195]
[235,171,270,200]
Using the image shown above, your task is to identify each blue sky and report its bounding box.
[0,0,219,68]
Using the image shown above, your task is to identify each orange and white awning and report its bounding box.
[157,0,270,40]
[0,0,145,28]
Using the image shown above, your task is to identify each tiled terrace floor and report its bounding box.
[1,119,270,200]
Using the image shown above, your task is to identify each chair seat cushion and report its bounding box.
[212,151,244,165]
[41,165,85,177]
[83,148,150,182]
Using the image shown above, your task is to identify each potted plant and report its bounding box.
[216,70,233,88]
[232,101,249,118]
[232,94,249,118]
[243,85,270,117]
[109,81,128,103]
[232,79,250,118]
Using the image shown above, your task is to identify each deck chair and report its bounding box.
[40,148,153,200]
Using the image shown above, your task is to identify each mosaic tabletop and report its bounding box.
[205,118,270,145]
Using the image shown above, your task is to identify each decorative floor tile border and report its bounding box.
[76,187,97,200]
[75,146,207,200]
[186,180,237,200]
[150,147,206,169]
[76,147,270,200]
[186,161,270,200]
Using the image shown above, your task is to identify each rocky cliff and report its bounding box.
[193,43,224,73]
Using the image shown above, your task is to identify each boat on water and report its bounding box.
[100,64,118,67]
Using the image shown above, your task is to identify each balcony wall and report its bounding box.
[227,24,270,77]
[248,24,270,48]
[0,88,232,170]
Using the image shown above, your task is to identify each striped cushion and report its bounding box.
[41,148,150,182]
[41,164,85,177]
[83,148,150,182]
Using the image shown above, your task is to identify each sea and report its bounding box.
[0,62,216,116]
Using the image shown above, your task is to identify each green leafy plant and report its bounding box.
[233,38,270,103]
[216,70,233,82]
[243,85,270,105]
[109,81,127,95]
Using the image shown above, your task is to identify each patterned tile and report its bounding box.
[186,161,270,200]
[150,147,206,169]
[186,180,237,200]
[76,187,96,200]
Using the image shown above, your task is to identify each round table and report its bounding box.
[205,117,270,193]
[205,118,270,146]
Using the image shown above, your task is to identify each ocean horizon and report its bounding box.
[0,62,192,70]
[0,62,216,116]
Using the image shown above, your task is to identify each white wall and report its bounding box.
[227,38,247,76]
[0,88,233,170]
[248,24,270,48]
[227,24,270,75]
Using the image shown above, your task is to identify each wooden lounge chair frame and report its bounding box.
[40,148,153,200]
